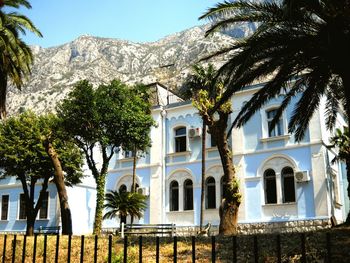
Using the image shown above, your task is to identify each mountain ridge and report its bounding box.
[7,23,254,115]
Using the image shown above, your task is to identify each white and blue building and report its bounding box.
[0,82,348,234]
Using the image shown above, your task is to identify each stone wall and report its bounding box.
[175,218,332,236]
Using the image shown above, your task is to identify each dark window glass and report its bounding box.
[175,127,186,152]
[264,169,277,204]
[19,194,26,220]
[170,181,179,211]
[184,179,193,210]
[119,184,127,193]
[267,109,283,137]
[206,177,216,209]
[210,135,217,147]
[1,195,9,220]
[39,192,49,219]
[282,167,295,203]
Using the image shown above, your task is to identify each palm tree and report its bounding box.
[0,0,42,119]
[103,190,147,229]
[181,64,241,235]
[200,0,350,219]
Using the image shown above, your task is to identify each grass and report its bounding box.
[1,227,350,262]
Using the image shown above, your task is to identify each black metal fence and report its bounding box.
[1,230,349,262]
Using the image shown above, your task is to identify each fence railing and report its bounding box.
[1,230,348,262]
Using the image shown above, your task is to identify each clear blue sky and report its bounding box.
[18,0,219,48]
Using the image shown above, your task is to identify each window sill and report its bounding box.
[167,151,191,157]
[16,219,26,221]
[262,202,297,207]
[119,157,135,163]
[260,135,290,143]
[37,218,50,221]
[0,220,9,222]
[167,210,194,214]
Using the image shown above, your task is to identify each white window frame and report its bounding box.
[17,193,26,220]
[174,126,187,153]
[38,191,50,220]
[0,194,9,221]
[260,106,288,139]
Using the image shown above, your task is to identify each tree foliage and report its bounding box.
[57,79,155,234]
[0,0,42,119]
[103,190,147,228]
[0,111,83,235]
[200,0,350,141]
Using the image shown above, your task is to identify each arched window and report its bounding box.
[170,181,179,211]
[206,177,216,209]
[184,179,193,210]
[282,167,295,203]
[174,127,187,152]
[264,169,277,204]
[119,184,127,193]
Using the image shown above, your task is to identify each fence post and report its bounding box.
[173,236,177,263]
[326,232,331,263]
[232,236,237,263]
[43,235,47,263]
[253,235,258,263]
[156,236,160,263]
[22,235,27,263]
[139,236,143,263]
[124,235,128,263]
[2,234,7,263]
[33,234,37,263]
[55,234,60,263]
[67,235,72,263]
[211,236,216,263]
[192,236,195,263]
[80,235,85,263]
[94,235,98,263]
[276,234,281,263]
[108,235,112,263]
[301,233,306,263]
[11,234,16,263]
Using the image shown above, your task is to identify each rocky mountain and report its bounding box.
[7,23,255,115]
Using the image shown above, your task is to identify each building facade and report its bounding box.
[0,82,347,234]
[103,82,348,232]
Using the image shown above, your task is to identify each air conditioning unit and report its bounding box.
[188,127,202,138]
[295,171,310,183]
[137,187,149,196]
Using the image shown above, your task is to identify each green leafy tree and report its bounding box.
[103,190,147,229]
[0,0,42,119]
[182,64,241,235]
[200,0,350,220]
[123,84,154,193]
[57,79,155,234]
[329,127,350,222]
[0,111,83,235]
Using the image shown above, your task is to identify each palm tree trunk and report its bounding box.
[200,122,206,231]
[0,75,7,119]
[44,140,73,235]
